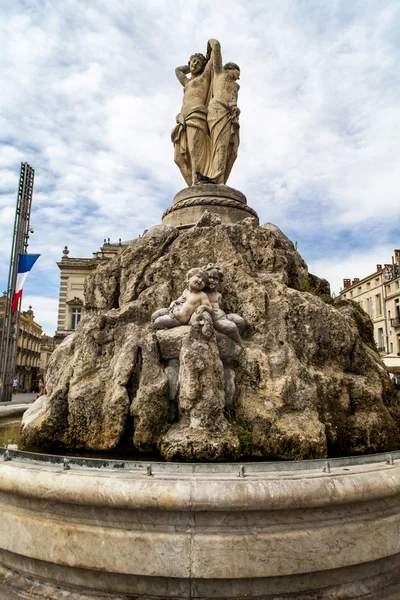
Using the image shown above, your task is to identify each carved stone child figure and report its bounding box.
[151,268,213,329]
[203,264,245,344]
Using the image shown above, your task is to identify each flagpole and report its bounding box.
[0,163,35,402]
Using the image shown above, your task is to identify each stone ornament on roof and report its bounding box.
[66,297,83,306]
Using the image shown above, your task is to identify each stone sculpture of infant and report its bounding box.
[151,267,213,329]
[203,264,245,344]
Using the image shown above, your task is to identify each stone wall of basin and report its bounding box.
[1,456,400,599]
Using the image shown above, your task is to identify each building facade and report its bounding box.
[17,306,43,391]
[39,334,55,378]
[0,295,43,392]
[340,249,400,382]
[55,239,127,344]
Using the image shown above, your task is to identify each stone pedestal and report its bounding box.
[162,184,259,228]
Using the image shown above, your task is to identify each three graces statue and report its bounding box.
[172,39,240,187]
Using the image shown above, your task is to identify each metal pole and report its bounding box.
[0,163,35,402]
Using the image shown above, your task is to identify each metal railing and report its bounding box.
[0,446,399,475]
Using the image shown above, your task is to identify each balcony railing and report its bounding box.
[391,317,400,328]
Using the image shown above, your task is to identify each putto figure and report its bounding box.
[151,267,212,329]
[203,264,244,344]
[172,39,240,187]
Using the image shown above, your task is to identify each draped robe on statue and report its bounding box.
[172,105,212,187]
[207,98,240,184]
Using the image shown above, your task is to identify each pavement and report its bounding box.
[0,392,37,418]
[2,392,37,405]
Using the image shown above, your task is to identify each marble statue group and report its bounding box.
[172,39,241,187]
[151,264,244,344]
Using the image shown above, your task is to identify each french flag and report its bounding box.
[11,254,41,312]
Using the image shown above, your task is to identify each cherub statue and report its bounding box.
[151,267,213,329]
[203,264,245,344]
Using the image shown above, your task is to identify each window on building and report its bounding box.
[388,285,391,292]
[358,286,362,293]
[71,308,82,330]
[375,294,382,315]
[358,300,363,309]
[367,297,373,317]
[377,328,384,351]
[390,342,393,353]
[375,278,379,285]
[367,282,371,290]
[350,291,353,298]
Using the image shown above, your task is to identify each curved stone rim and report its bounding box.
[1,445,398,473]
[0,458,399,511]
[0,447,399,512]
[162,197,259,219]
[1,451,400,592]
[174,184,247,204]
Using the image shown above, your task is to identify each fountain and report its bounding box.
[1,39,400,599]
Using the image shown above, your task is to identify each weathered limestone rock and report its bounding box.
[195,210,222,227]
[21,317,169,452]
[155,327,242,362]
[161,314,239,461]
[20,217,400,461]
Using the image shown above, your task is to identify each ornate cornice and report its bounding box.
[66,297,84,306]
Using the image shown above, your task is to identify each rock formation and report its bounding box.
[21,216,400,461]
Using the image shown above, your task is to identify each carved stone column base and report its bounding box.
[162,184,259,228]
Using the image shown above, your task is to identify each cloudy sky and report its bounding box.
[1,0,399,335]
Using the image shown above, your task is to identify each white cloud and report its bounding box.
[20,296,59,337]
[309,244,399,297]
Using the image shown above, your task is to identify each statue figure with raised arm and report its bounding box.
[171,51,213,187]
[207,39,241,184]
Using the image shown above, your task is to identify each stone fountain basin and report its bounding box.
[1,449,400,599]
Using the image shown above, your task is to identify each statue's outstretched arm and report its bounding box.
[207,39,223,74]
[201,295,213,311]
[175,65,190,87]
[170,290,187,307]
